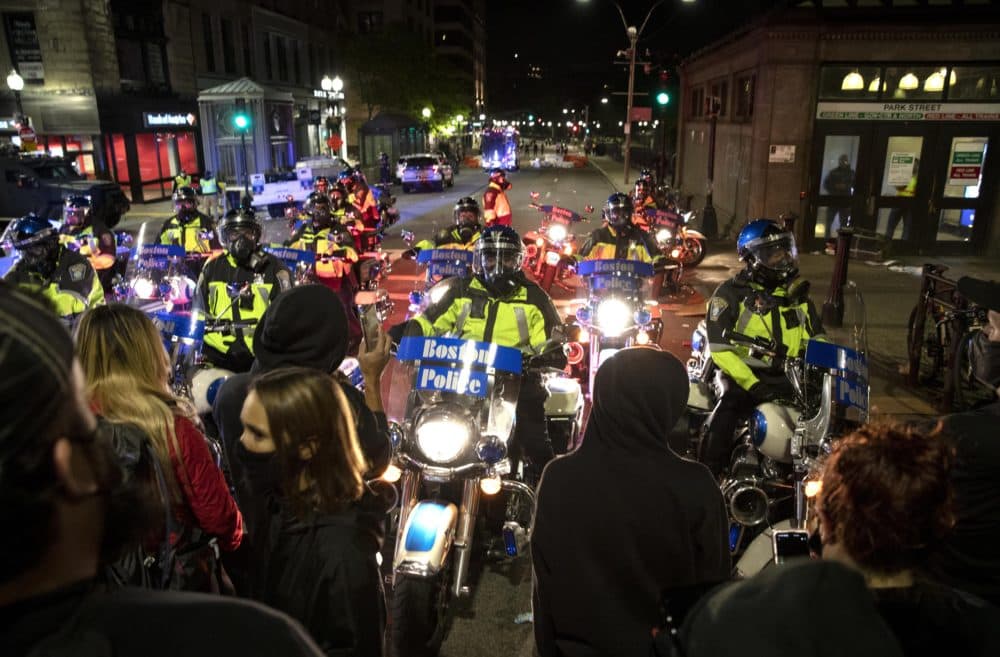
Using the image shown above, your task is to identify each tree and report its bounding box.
[339,23,472,125]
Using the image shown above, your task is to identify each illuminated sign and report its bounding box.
[142,112,197,128]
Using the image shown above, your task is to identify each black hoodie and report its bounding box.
[531,347,730,657]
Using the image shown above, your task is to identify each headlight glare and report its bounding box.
[415,414,472,463]
[596,298,631,337]
[547,224,567,242]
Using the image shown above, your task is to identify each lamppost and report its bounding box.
[422,107,432,149]
[6,69,24,125]
[455,114,465,151]
[320,75,346,160]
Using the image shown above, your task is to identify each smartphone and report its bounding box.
[359,304,381,351]
[772,529,811,564]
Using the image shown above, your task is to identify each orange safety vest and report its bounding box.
[483,182,511,223]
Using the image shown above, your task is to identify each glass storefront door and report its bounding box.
[872,131,927,244]
[929,130,993,251]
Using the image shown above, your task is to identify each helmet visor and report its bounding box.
[456,209,479,227]
[476,244,522,281]
[63,207,87,228]
[746,234,798,272]
[606,205,632,226]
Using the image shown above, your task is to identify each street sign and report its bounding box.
[629,106,652,122]
[949,139,986,184]
[18,124,35,152]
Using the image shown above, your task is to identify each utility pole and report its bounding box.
[702,96,720,239]
[622,26,638,186]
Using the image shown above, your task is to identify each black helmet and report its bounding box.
[453,197,481,228]
[604,192,632,228]
[304,191,332,223]
[489,168,507,186]
[473,225,524,296]
[173,186,199,221]
[337,168,356,192]
[639,168,654,183]
[62,195,92,232]
[8,214,60,271]
[313,176,331,194]
[633,179,651,202]
[737,218,799,288]
[219,208,262,264]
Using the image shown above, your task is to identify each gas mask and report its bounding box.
[226,229,259,265]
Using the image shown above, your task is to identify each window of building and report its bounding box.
[735,72,755,120]
[242,23,253,76]
[690,86,705,119]
[276,36,288,81]
[293,41,301,85]
[263,33,273,79]
[944,65,1000,101]
[202,13,215,73]
[709,78,729,117]
[883,66,944,101]
[116,39,169,93]
[818,65,882,100]
[358,11,383,33]
[221,18,236,75]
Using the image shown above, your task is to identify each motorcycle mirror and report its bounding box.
[401,229,415,244]
[584,205,594,214]
[530,191,541,200]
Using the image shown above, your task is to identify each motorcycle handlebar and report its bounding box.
[723,329,778,354]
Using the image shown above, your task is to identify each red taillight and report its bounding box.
[565,342,585,365]
[432,165,439,172]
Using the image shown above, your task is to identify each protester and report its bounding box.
[925,276,1000,605]
[816,423,1000,657]
[213,284,392,521]
[240,367,384,657]
[675,560,903,657]
[76,304,244,591]
[532,347,730,657]
[0,282,325,657]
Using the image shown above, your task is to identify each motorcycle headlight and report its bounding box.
[133,277,156,299]
[548,224,567,243]
[656,228,672,245]
[415,410,473,463]
[596,298,631,337]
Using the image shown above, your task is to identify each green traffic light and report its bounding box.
[528,114,534,121]
[233,113,250,130]
[656,92,670,106]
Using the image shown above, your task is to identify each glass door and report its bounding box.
[811,130,866,241]
[870,129,928,247]
[927,126,997,253]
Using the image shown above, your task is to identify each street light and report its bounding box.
[7,69,24,124]
[422,107,432,119]
[601,97,609,104]
[331,76,344,93]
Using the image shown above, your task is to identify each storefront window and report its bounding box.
[883,66,944,101]
[177,132,198,173]
[819,135,860,197]
[880,136,923,197]
[948,66,1000,100]
[106,134,130,182]
[818,65,882,100]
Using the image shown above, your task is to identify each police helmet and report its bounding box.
[604,192,632,228]
[173,186,199,219]
[453,197,481,228]
[304,191,332,216]
[639,168,655,183]
[489,168,507,185]
[219,208,262,263]
[473,225,524,294]
[8,214,60,267]
[633,179,651,201]
[737,219,799,288]
[62,195,92,230]
[314,175,331,194]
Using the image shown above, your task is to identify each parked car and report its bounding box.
[399,154,453,193]
[0,154,130,226]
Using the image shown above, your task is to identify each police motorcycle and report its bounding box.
[385,335,553,656]
[686,283,869,574]
[522,198,593,293]
[121,221,238,419]
[400,229,474,319]
[373,182,400,228]
[568,259,663,398]
[641,205,706,270]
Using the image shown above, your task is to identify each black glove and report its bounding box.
[401,248,418,260]
[748,382,779,406]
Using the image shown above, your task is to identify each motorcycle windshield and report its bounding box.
[388,336,523,460]
[577,258,654,297]
[416,248,473,287]
[804,281,869,423]
[537,205,583,225]
[124,221,199,315]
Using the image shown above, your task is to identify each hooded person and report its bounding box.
[212,284,392,532]
[672,560,903,657]
[531,347,731,657]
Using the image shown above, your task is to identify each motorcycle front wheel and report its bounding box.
[390,571,453,657]
[681,237,707,267]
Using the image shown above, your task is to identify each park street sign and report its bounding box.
[817,101,1000,121]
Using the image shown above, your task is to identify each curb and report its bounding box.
[586,158,624,193]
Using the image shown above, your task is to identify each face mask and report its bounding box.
[229,235,256,264]
[236,441,282,496]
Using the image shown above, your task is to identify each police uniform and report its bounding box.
[577,224,661,264]
[410,273,563,467]
[699,272,824,474]
[195,251,291,373]
[482,181,512,227]
[158,212,221,254]
[414,226,480,252]
[4,247,105,322]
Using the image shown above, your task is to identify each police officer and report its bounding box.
[313,175,331,196]
[173,169,192,193]
[199,170,225,220]
[3,214,105,323]
[406,225,565,473]
[158,186,222,255]
[196,207,292,373]
[59,195,116,283]
[578,192,663,265]
[632,179,658,230]
[348,171,378,228]
[698,219,824,477]
[286,192,358,264]
[411,196,482,253]
[482,168,512,227]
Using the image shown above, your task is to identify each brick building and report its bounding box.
[677,1,1000,256]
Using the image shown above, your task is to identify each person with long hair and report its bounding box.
[817,423,1000,657]
[240,367,383,657]
[76,304,244,590]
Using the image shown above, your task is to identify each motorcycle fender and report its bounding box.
[394,501,458,577]
[544,376,583,416]
[684,229,706,240]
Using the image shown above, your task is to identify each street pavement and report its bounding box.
[115,156,997,656]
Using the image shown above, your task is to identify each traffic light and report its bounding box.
[656,92,670,106]
[233,112,250,131]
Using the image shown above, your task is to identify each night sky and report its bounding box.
[486,0,789,117]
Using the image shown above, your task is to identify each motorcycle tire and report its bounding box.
[906,304,946,385]
[952,329,996,411]
[540,262,557,292]
[389,572,452,657]
[681,237,707,267]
